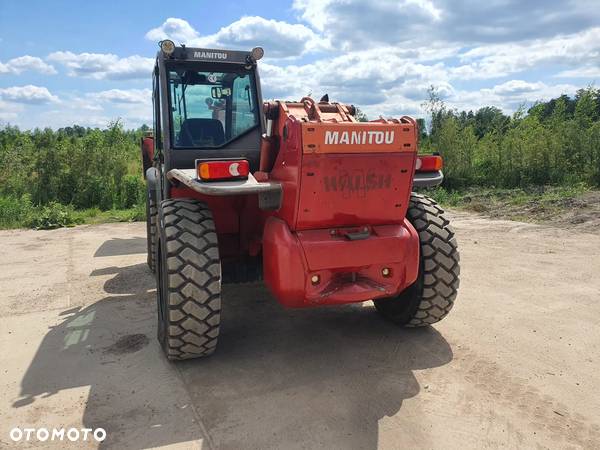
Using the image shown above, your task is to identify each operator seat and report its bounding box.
[178,118,225,147]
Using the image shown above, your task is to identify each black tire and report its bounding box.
[146,193,157,272]
[156,199,221,360]
[374,193,460,326]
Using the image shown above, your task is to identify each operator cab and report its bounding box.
[153,41,265,176]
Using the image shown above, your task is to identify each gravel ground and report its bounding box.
[1,213,599,449]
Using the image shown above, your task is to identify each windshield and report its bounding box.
[167,68,260,148]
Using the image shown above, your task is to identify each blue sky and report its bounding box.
[0,0,599,129]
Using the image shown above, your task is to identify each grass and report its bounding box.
[0,195,145,230]
[74,205,146,225]
[1,184,597,230]
[427,184,598,224]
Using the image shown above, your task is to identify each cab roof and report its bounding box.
[157,46,258,66]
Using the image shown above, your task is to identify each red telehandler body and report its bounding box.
[141,41,460,360]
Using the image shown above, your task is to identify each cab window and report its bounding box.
[168,69,260,148]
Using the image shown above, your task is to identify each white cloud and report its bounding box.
[447,81,582,114]
[0,85,59,104]
[70,98,104,112]
[137,9,600,123]
[450,27,600,80]
[489,80,545,96]
[42,110,117,129]
[3,4,598,130]
[81,89,152,128]
[0,99,23,123]
[259,46,583,118]
[0,56,56,75]
[47,51,154,80]
[11,89,151,129]
[146,17,200,43]
[555,66,600,79]
[146,17,327,58]
[33,99,150,129]
[258,46,452,107]
[295,0,442,35]
[294,0,600,49]
[89,88,152,104]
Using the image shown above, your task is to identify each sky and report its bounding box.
[0,0,599,129]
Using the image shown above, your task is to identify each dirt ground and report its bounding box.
[451,188,600,234]
[1,212,599,449]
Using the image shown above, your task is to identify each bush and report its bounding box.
[0,195,34,229]
[27,202,82,230]
[118,174,145,209]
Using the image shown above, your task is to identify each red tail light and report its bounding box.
[416,155,443,172]
[197,160,250,181]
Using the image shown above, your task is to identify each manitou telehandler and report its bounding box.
[141,40,460,360]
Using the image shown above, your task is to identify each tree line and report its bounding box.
[420,86,600,189]
[0,122,147,227]
[0,87,598,227]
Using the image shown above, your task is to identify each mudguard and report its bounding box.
[146,167,160,202]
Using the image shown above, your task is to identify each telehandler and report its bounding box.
[141,40,460,360]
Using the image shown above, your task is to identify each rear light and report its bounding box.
[416,155,443,172]
[197,160,250,181]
